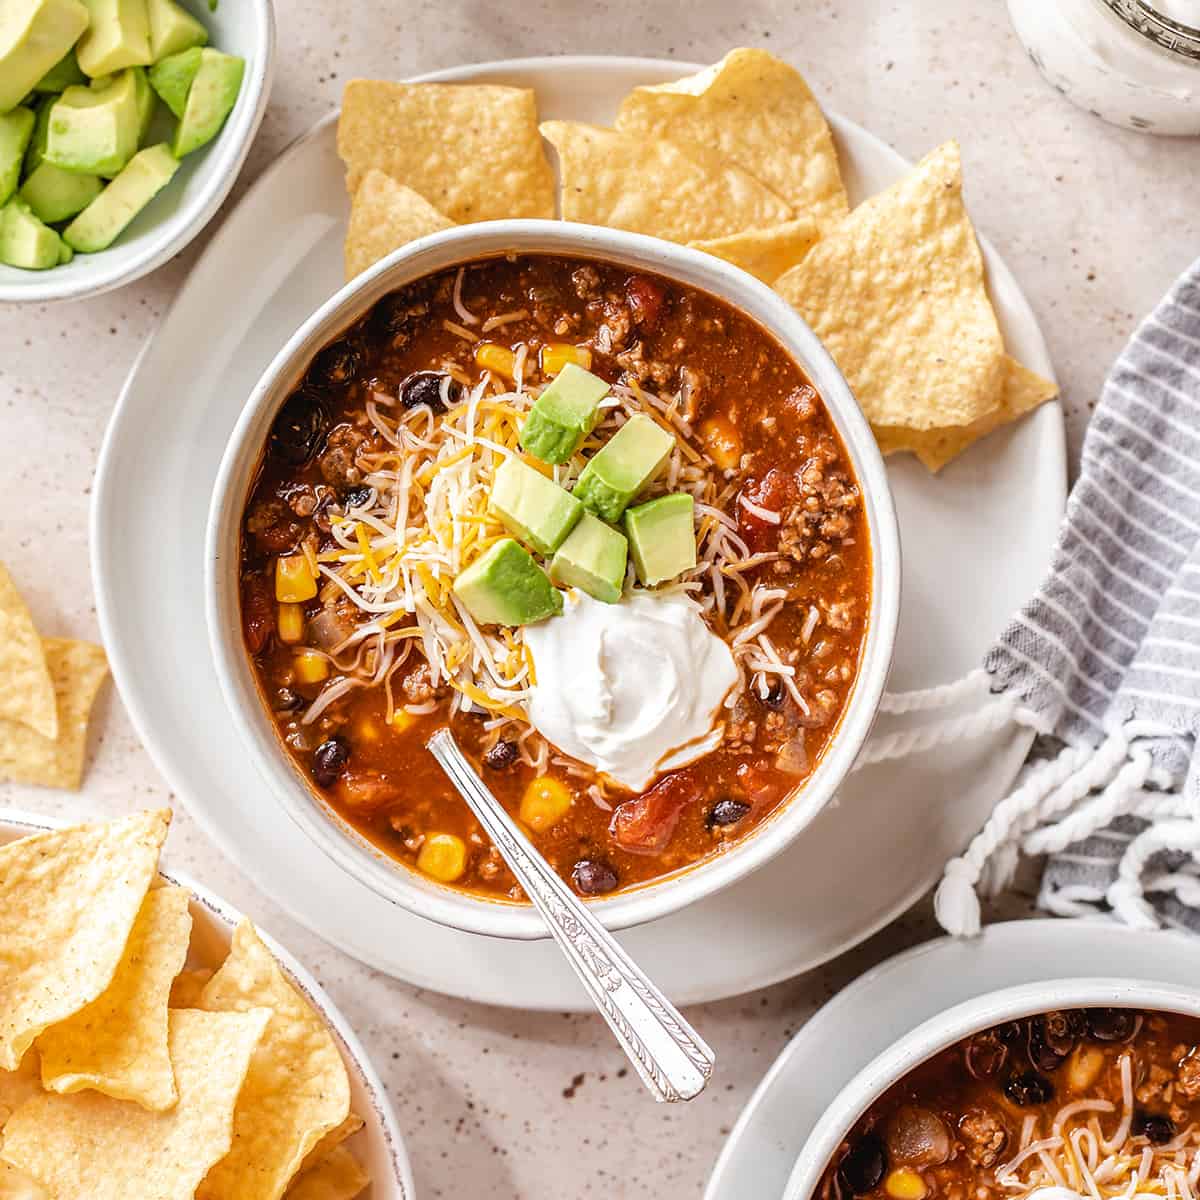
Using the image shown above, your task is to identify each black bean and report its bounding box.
[708,798,751,828]
[572,860,619,896]
[1086,1008,1140,1043]
[964,1031,1009,1080]
[371,294,416,339]
[400,370,458,412]
[836,1133,886,1195]
[312,736,350,788]
[273,687,304,712]
[1004,1070,1054,1107]
[483,740,518,770]
[309,340,360,388]
[1134,1112,1175,1145]
[271,390,329,466]
[760,679,787,709]
[1027,1020,1068,1072]
[340,485,373,510]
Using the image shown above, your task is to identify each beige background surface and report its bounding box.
[1,1,1198,1196]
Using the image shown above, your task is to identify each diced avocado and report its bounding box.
[20,159,102,221]
[489,456,583,556]
[171,46,243,156]
[550,512,628,604]
[76,0,152,77]
[0,197,66,269]
[23,97,53,174]
[453,539,563,627]
[131,63,155,137]
[0,0,89,114]
[573,413,675,522]
[147,0,206,61]
[0,107,36,205]
[45,70,144,175]
[146,44,199,117]
[33,47,87,91]
[624,493,697,587]
[519,362,610,465]
[62,140,177,251]
[57,236,73,262]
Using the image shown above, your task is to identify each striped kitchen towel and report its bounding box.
[933,255,1200,935]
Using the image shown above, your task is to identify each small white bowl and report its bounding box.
[782,977,1200,1200]
[0,0,275,304]
[206,219,901,940]
[0,810,414,1199]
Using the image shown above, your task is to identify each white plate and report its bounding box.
[91,56,1066,1010]
[0,810,414,1200]
[706,918,1200,1200]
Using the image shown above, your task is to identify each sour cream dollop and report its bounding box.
[523,589,739,792]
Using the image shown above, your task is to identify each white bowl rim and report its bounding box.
[0,0,276,305]
[0,807,415,1199]
[205,218,901,941]
[782,976,1200,1200]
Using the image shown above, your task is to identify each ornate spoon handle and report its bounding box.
[426,728,715,1102]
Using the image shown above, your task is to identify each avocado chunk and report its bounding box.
[519,362,610,465]
[550,512,628,604]
[33,47,86,91]
[45,70,143,175]
[146,44,199,117]
[147,0,206,61]
[0,0,89,114]
[63,140,177,251]
[170,46,243,156]
[131,63,155,137]
[0,197,66,269]
[573,413,675,522]
[0,107,36,205]
[23,96,52,173]
[20,159,102,221]
[624,493,697,586]
[453,539,563,627]
[489,456,583,556]
[76,0,152,77]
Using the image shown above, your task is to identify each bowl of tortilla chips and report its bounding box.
[0,809,413,1199]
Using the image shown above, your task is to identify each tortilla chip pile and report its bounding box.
[0,563,108,791]
[335,47,1057,471]
[0,811,369,1200]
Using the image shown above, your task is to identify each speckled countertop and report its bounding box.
[1,1,1198,1196]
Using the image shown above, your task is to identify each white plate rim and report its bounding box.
[0,807,415,1200]
[90,54,1067,1009]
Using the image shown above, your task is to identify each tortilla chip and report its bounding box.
[344,169,454,281]
[284,1147,369,1200]
[169,967,215,1009]
[540,120,793,243]
[875,355,1058,471]
[196,922,351,1200]
[0,810,170,1072]
[0,1161,49,1200]
[338,80,554,220]
[0,1051,41,1128]
[615,49,849,231]
[38,885,192,1110]
[775,141,1007,433]
[0,566,56,742]
[688,217,819,284]
[1,1008,270,1200]
[0,638,108,790]
[299,1113,365,1175]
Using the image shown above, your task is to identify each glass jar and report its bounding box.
[1007,0,1200,135]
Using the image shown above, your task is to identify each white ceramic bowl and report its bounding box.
[206,219,901,940]
[0,810,413,1199]
[0,0,275,304]
[782,977,1200,1200]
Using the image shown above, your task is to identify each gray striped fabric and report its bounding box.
[986,256,1200,927]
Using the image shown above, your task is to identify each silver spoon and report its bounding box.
[426,727,715,1102]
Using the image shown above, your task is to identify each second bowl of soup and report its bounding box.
[207,221,899,939]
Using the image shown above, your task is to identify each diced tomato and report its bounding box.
[735,761,787,808]
[625,274,667,330]
[609,770,701,854]
[242,575,275,654]
[738,467,796,548]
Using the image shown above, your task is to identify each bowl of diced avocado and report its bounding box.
[0,0,274,302]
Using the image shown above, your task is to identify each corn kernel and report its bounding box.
[277,602,305,644]
[1067,1044,1106,1091]
[475,343,517,379]
[293,650,329,684]
[885,1170,927,1200]
[388,708,414,732]
[699,414,743,472]
[540,343,592,375]
[520,776,572,833]
[417,832,467,882]
[275,554,318,603]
